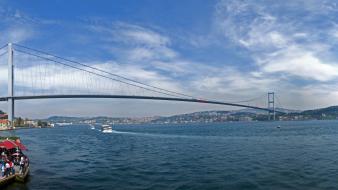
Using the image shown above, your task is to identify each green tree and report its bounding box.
[14,117,24,127]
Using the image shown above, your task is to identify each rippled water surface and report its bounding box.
[3,120,338,190]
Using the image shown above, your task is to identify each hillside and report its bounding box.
[42,106,338,124]
[296,106,338,120]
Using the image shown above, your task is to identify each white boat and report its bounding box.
[90,124,95,130]
[102,125,113,133]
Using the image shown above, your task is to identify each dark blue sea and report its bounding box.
[3,120,338,190]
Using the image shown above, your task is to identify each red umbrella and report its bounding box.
[0,140,17,149]
[14,141,27,151]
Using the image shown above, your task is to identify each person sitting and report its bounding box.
[1,163,4,178]
[14,156,19,166]
[19,156,24,174]
[5,162,10,177]
[25,157,29,167]
[9,160,14,175]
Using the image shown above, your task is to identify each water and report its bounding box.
[3,120,338,190]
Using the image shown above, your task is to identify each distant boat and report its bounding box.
[277,125,281,128]
[102,125,113,133]
[90,124,95,130]
[56,122,72,126]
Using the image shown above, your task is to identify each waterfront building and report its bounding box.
[0,119,7,129]
[23,120,37,127]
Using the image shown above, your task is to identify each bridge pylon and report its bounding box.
[268,92,275,121]
[7,43,14,129]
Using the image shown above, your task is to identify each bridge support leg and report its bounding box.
[8,99,14,128]
[8,43,14,129]
[268,92,275,121]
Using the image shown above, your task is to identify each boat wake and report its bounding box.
[103,129,277,141]
[108,129,212,139]
[111,130,138,135]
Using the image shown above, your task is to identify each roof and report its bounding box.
[0,114,7,118]
[0,119,7,124]
[0,140,27,150]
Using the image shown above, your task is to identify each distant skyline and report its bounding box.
[0,0,338,118]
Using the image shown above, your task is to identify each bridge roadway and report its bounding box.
[0,94,284,114]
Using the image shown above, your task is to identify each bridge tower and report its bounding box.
[268,92,275,121]
[7,43,14,128]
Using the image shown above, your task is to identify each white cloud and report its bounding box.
[123,28,170,47]
[88,22,178,61]
[0,7,37,45]
[201,0,338,109]
[262,46,338,81]
[128,48,154,61]
[214,0,338,83]
[5,26,34,43]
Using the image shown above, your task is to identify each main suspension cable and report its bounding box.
[15,49,186,98]
[13,43,195,99]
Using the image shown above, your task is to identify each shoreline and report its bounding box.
[0,126,52,131]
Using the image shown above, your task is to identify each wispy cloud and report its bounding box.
[210,0,338,104]
[214,0,338,81]
[87,22,178,61]
[261,45,338,81]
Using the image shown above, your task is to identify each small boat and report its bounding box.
[90,124,95,130]
[0,138,29,187]
[102,125,113,133]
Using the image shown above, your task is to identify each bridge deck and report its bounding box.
[0,95,283,113]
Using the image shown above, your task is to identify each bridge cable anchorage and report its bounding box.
[13,43,196,99]
[14,49,188,98]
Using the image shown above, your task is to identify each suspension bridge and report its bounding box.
[0,43,284,128]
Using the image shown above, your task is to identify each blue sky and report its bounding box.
[0,0,338,118]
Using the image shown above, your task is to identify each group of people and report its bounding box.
[1,159,15,177]
[0,150,28,178]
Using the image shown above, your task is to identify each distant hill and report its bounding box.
[301,106,338,115]
[230,108,300,114]
[47,116,89,123]
[150,110,261,123]
[44,106,338,124]
[150,108,301,123]
[297,106,338,120]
